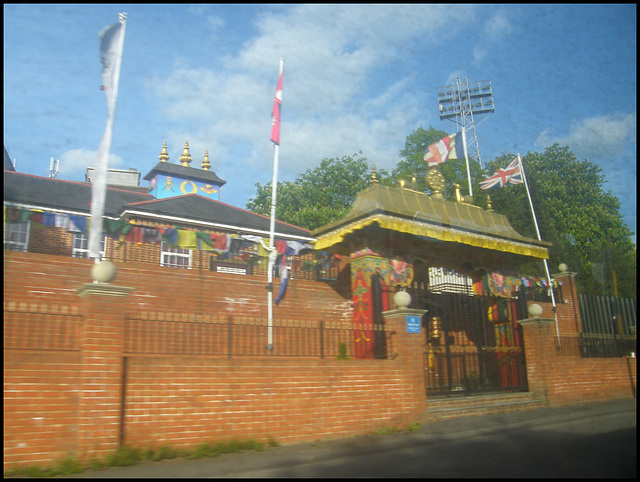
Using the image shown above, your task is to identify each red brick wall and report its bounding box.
[2,251,352,323]
[5,251,427,469]
[3,351,81,467]
[521,272,637,405]
[122,356,415,449]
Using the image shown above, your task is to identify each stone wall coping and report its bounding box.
[76,283,134,298]
[517,317,555,327]
[382,308,428,318]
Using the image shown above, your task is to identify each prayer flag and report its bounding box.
[423,133,464,167]
[479,157,523,190]
[98,13,126,111]
[275,255,288,304]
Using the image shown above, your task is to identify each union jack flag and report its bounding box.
[479,157,523,190]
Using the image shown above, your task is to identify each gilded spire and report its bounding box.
[370,163,379,184]
[179,140,192,167]
[159,140,169,162]
[201,149,211,171]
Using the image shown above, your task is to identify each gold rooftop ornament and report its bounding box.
[426,167,445,198]
[158,140,170,162]
[179,140,192,167]
[202,149,211,171]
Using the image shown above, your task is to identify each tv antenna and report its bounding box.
[436,77,494,169]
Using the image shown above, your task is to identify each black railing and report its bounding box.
[124,316,394,359]
[555,334,636,358]
[518,284,564,304]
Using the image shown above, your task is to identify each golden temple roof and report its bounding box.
[311,183,550,260]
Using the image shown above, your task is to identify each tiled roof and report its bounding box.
[3,170,152,217]
[143,161,226,186]
[124,194,312,239]
[4,170,312,240]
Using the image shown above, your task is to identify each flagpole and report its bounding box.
[461,129,473,197]
[267,58,284,350]
[518,153,560,340]
[89,12,127,265]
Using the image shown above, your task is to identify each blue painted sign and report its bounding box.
[406,315,421,333]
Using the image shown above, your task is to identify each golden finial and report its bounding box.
[159,140,169,162]
[370,164,379,184]
[201,149,211,171]
[179,140,192,167]
[486,194,494,212]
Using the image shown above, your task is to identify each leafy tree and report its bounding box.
[246,153,389,230]
[393,126,487,204]
[484,145,636,297]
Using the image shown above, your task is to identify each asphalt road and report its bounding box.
[66,398,635,478]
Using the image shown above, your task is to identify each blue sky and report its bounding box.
[4,4,636,241]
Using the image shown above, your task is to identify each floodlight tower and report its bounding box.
[436,77,494,171]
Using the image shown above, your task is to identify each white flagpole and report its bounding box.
[518,153,560,339]
[89,13,127,264]
[267,58,284,350]
[461,129,473,197]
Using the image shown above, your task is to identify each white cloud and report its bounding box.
[145,4,479,188]
[535,112,636,159]
[59,148,124,178]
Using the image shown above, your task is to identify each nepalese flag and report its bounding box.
[423,133,464,167]
[270,69,283,145]
[479,157,523,190]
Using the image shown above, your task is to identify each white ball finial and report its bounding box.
[528,303,543,318]
[91,261,117,284]
[393,290,412,309]
[559,263,568,273]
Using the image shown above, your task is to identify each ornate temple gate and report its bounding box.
[312,180,553,397]
[406,284,529,397]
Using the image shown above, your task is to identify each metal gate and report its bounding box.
[407,285,529,397]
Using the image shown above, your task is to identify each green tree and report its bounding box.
[246,153,388,230]
[484,145,636,297]
[393,126,487,204]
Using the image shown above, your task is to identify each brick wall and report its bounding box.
[122,356,415,449]
[3,350,81,467]
[520,270,637,405]
[3,251,351,322]
[4,251,426,470]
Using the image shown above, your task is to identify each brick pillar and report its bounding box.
[517,316,555,400]
[553,268,581,334]
[75,281,133,459]
[382,307,427,423]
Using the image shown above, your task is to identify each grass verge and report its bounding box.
[4,438,269,478]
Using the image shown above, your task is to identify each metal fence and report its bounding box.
[555,334,636,358]
[578,294,636,337]
[124,316,394,359]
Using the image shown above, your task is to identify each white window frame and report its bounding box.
[72,233,106,259]
[160,241,191,269]
[4,221,31,252]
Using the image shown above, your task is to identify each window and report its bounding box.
[72,233,106,259]
[161,241,191,269]
[4,222,30,252]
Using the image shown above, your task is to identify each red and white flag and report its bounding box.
[423,133,464,167]
[270,67,283,145]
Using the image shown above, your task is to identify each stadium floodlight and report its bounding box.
[436,77,494,169]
